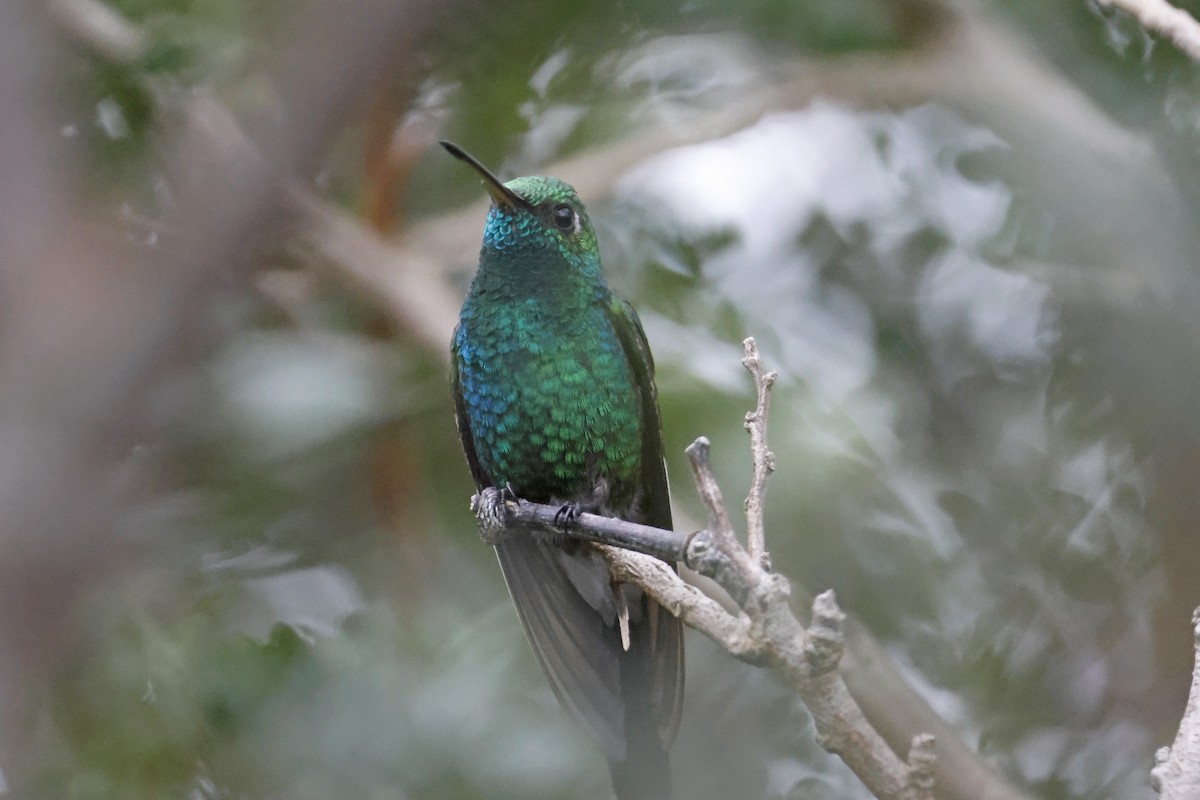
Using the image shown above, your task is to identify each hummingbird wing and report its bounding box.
[603,293,685,746]
[450,327,489,490]
[603,295,673,531]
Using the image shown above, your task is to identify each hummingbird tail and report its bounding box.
[609,746,671,800]
[609,585,674,800]
[492,536,681,799]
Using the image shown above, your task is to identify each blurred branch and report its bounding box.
[313,0,1196,334]
[289,190,459,354]
[362,103,435,234]
[57,0,1186,342]
[1,0,448,791]
[49,0,146,63]
[1152,606,1200,797]
[1096,0,1200,61]
[52,0,460,352]
[476,339,936,800]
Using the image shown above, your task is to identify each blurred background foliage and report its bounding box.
[13,0,1200,798]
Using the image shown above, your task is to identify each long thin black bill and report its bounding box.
[440,140,531,211]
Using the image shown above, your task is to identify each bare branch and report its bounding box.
[1096,0,1200,62]
[903,735,938,800]
[804,589,846,677]
[49,0,146,63]
[1151,606,1200,797]
[684,437,762,605]
[741,337,777,569]
[485,492,692,563]
[0,0,453,790]
[600,546,757,659]
[288,190,460,354]
[685,436,739,552]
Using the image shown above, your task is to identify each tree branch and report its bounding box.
[742,341,776,569]
[484,492,692,563]
[473,337,931,800]
[904,734,938,800]
[1152,606,1200,798]
[0,0,451,791]
[49,0,146,63]
[1095,0,1200,62]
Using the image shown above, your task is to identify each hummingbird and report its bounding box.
[443,141,684,800]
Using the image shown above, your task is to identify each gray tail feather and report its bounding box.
[608,727,671,800]
[493,537,680,800]
[609,607,673,800]
[609,750,671,800]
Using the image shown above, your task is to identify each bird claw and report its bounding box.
[553,502,583,530]
[472,485,518,544]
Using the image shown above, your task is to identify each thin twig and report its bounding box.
[684,437,762,606]
[685,436,738,552]
[1095,0,1200,62]
[741,337,776,569]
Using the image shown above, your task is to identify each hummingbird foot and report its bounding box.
[552,476,610,530]
[472,484,518,544]
[553,501,584,530]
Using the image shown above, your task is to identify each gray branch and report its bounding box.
[492,496,694,563]
[2,0,451,791]
[741,341,776,570]
[1095,0,1200,62]
[1152,606,1200,798]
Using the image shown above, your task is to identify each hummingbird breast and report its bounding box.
[454,285,643,508]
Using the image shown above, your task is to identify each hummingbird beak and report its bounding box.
[440,141,532,212]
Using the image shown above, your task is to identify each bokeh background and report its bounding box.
[2,0,1199,798]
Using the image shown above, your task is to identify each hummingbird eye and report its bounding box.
[552,204,576,231]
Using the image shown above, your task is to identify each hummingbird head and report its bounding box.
[441,141,599,268]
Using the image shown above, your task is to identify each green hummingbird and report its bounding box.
[443,141,684,800]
